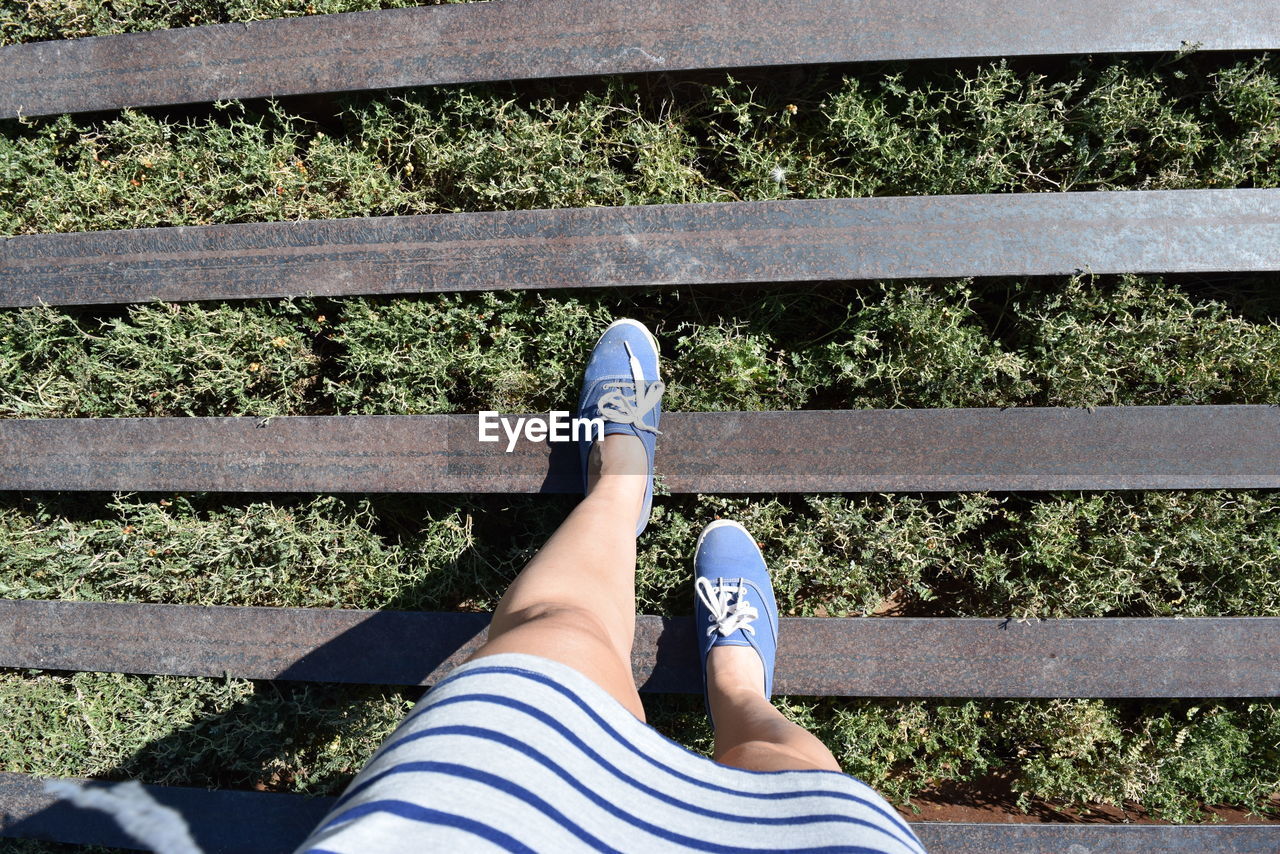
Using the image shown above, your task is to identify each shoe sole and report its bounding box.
[596,317,661,358]
[694,519,764,566]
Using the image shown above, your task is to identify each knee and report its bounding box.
[473,601,646,722]
[491,602,617,648]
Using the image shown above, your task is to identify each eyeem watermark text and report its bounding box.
[478,411,605,452]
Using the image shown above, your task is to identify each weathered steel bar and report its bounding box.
[3,190,1279,307]
[3,600,1278,698]
[4,0,1280,119]
[911,822,1280,854]
[2,773,1276,852]
[1,407,1278,494]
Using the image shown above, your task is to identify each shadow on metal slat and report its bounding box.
[1,407,1279,494]
[0,772,331,853]
[3,601,1278,698]
[3,190,1278,308]
[3,0,1280,118]
[1,773,1275,853]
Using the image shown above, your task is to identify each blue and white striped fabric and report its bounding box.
[296,653,927,854]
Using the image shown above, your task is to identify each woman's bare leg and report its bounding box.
[706,646,842,772]
[467,433,648,721]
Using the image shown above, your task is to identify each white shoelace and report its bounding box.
[695,576,759,637]
[597,340,664,435]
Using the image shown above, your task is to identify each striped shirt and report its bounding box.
[296,653,926,854]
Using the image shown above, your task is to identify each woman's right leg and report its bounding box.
[705,645,841,772]
[694,520,842,773]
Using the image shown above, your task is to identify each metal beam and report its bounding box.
[3,190,1278,307]
[1,773,1275,853]
[4,0,1280,118]
[1,407,1279,494]
[3,601,1278,698]
[911,822,1280,854]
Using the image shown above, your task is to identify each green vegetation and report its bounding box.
[0,670,413,794]
[3,274,1279,418]
[2,4,1278,829]
[5,489,1279,620]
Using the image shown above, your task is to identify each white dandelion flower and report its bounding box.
[769,165,787,185]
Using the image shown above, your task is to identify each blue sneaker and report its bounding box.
[576,318,663,536]
[694,519,779,726]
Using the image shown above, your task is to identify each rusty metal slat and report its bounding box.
[1,775,1277,854]
[4,601,1278,698]
[3,190,1279,307]
[0,601,492,689]
[911,823,1280,854]
[4,0,1280,118]
[1,407,1279,494]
